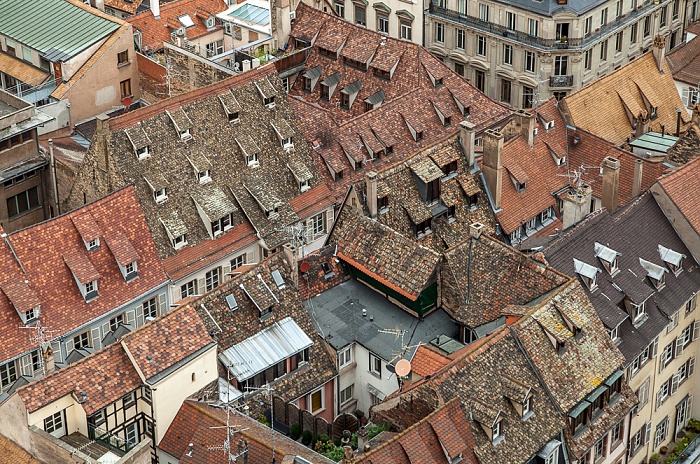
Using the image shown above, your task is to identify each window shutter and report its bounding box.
[136,305,144,327]
[326,208,335,231]
[656,389,664,410]
[126,310,135,325]
[51,341,62,363]
[197,278,206,295]
[158,293,167,315]
[246,251,255,263]
[644,421,652,444]
[91,328,101,350]
[676,337,684,358]
[102,322,111,335]
[690,357,696,377]
[65,338,75,355]
[693,321,700,341]
[683,87,690,106]
[651,337,659,357]
[689,396,694,418]
[222,264,231,282]
[671,373,680,395]
[19,354,32,377]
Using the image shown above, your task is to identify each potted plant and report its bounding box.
[301,430,312,446]
[649,453,660,464]
[660,445,669,455]
[290,424,301,440]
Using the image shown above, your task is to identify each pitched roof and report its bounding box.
[127,0,226,52]
[159,401,335,463]
[544,194,700,362]
[441,233,568,328]
[655,156,700,236]
[0,187,168,365]
[666,123,700,166]
[329,208,441,301]
[668,34,700,85]
[560,52,689,146]
[410,345,451,378]
[288,3,511,202]
[104,0,144,15]
[0,435,41,464]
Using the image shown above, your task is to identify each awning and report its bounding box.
[604,369,624,387]
[0,53,50,87]
[366,383,386,400]
[219,316,313,381]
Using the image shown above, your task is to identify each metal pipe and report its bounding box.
[676,108,682,136]
[48,139,60,216]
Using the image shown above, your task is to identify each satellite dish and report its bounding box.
[395,359,412,377]
[122,96,132,107]
[299,261,311,273]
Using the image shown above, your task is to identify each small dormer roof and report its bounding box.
[104,230,139,266]
[271,117,295,140]
[639,258,667,281]
[365,89,386,106]
[71,212,101,244]
[287,158,313,183]
[254,76,277,99]
[658,244,685,267]
[218,91,241,115]
[409,157,443,183]
[341,80,362,96]
[245,183,283,213]
[303,65,322,81]
[506,164,528,185]
[501,374,533,403]
[191,185,237,220]
[143,173,169,192]
[124,123,151,150]
[235,133,261,157]
[159,210,187,238]
[594,242,619,263]
[166,107,193,132]
[573,258,600,280]
[63,250,100,285]
[0,279,40,313]
[471,398,501,427]
[321,72,341,87]
[185,152,212,173]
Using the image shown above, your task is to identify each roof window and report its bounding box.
[658,244,685,275]
[594,242,620,276]
[574,259,600,291]
[640,258,667,290]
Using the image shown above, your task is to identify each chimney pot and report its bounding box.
[652,35,666,73]
[470,222,485,239]
[632,159,643,198]
[514,109,535,147]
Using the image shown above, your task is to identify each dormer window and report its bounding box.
[516,181,526,192]
[435,77,444,88]
[206,17,215,29]
[247,153,259,167]
[304,77,312,92]
[87,238,100,251]
[522,396,532,418]
[85,280,98,301]
[609,326,618,342]
[228,112,239,123]
[198,169,211,184]
[594,242,620,276]
[136,146,150,160]
[300,179,310,192]
[416,131,424,142]
[321,84,329,100]
[378,195,389,213]
[574,259,600,291]
[122,261,138,282]
[341,93,350,109]
[180,128,191,140]
[442,161,458,177]
[154,188,167,203]
[650,106,657,118]
[264,96,275,108]
[173,234,187,249]
[212,213,233,236]
[492,419,503,444]
[25,306,39,323]
[640,258,667,290]
[632,301,646,322]
[282,137,293,150]
[659,244,685,276]
[267,206,280,218]
[414,218,432,238]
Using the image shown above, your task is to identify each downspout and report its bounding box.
[49,139,60,216]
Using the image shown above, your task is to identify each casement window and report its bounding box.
[554,56,568,76]
[523,395,532,417]
[456,29,465,49]
[377,14,389,34]
[84,280,98,301]
[109,313,125,332]
[205,268,220,292]
[310,213,324,236]
[6,186,40,218]
[632,301,646,322]
[643,16,651,37]
[503,44,513,65]
[612,420,623,444]
[73,331,91,350]
[355,5,366,26]
[600,8,608,26]
[636,377,650,409]
[655,416,669,449]
[524,51,535,73]
[340,384,354,405]
[615,32,623,53]
[600,39,608,61]
[492,420,502,443]
[89,409,106,426]
[475,70,485,92]
[154,187,167,203]
[338,347,352,367]
[125,423,139,445]
[660,5,668,26]
[369,353,382,376]
[123,392,136,408]
[205,40,224,57]
[593,436,606,461]
[479,3,489,21]
[44,411,64,435]
[584,16,592,36]
[198,169,211,183]
[335,0,345,17]
[630,22,638,44]
[662,341,675,369]
[435,23,444,43]
[120,79,132,99]
[231,254,247,270]
[136,146,150,159]
[172,234,187,249]
[180,280,196,299]
[0,361,17,389]
[309,388,324,413]
[477,36,487,56]
[687,295,698,314]
[143,297,158,319]
[400,21,412,40]
[117,50,129,65]
[528,18,539,37]
[212,214,233,235]
[506,11,516,30]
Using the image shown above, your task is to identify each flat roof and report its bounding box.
[228,3,269,25]
[307,279,458,363]
[629,131,679,153]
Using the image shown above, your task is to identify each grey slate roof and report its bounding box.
[0,0,120,61]
[543,194,700,363]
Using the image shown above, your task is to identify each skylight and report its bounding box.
[179,14,195,27]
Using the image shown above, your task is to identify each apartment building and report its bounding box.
[425,0,687,106]
[543,194,700,463]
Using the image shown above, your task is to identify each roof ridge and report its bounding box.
[65,0,125,24]
[541,208,608,254]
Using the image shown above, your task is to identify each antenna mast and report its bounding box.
[19,321,60,376]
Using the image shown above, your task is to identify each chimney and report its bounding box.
[693,104,700,126]
[95,113,111,173]
[601,157,621,212]
[366,171,378,218]
[482,129,504,209]
[470,222,485,239]
[652,35,666,73]
[634,112,650,138]
[561,185,592,229]
[632,159,644,198]
[151,0,160,18]
[242,59,251,72]
[514,109,535,147]
[459,120,476,169]
[90,0,105,11]
[357,426,369,452]
[252,58,260,68]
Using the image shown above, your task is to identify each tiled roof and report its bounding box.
[67,66,323,262]
[288,3,512,202]
[159,401,335,463]
[544,194,700,362]
[350,399,477,464]
[18,342,142,415]
[104,0,143,15]
[297,244,350,300]
[668,34,700,85]
[0,435,41,464]
[666,123,700,166]
[288,183,334,218]
[329,208,441,301]
[122,305,214,382]
[441,233,568,328]
[0,187,168,364]
[410,345,451,378]
[560,52,689,146]
[373,328,564,464]
[127,0,226,52]
[352,138,497,252]
[186,254,337,404]
[655,156,700,236]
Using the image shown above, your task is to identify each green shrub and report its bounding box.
[688,419,700,433]
[321,447,345,462]
[366,423,392,440]
[256,414,269,427]
[301,430,312,445]
[290,424,301,440]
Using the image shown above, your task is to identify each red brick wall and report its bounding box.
[136,53,166,84]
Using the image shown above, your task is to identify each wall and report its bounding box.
[352,343,400,417]
[37,101,71,135]
[162,43,235,97]
[150,345,219,444]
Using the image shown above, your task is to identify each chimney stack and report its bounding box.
[562,185,592,229]
[90,0,105,11]
[482,129,504,209]
[514,109,535,147]
[151,0,160,18]
[95,113,110,173]
[652,35,666,74]
[366,171,378,218]
[357,426,369,452]
[601,157,621,212]
[459,120,476,169]
[693,104,700,126]
[635,112,650,138]
[470,222,485,239]
[632,159,644,198]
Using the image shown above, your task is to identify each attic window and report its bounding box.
[282,137,294,150]
[345,58,367,71]
[267,206,280,219]
[434,77,444,88]
[300,179,310,192]
[122,261,138,282]
[228,112,240,123]
[378,195,389,213]
[87,238,100,251]
[180,128,191,140]
[212,213,233,236]
[650,106,657,119]
[632,301,646,322]
[659,244,685,276]
[609,326,619,342]
[198,169,211,184]
[136,146,150,160]
[341,93,350,109]
[574,259,600,291]
[319,47,337,59]
[25,306,39,323]
[442,161,458,177]
[173,234,187,249]
[640,258,668,290]
[492,419,503,444]
[443,115,452,126]
[594,242,620,276]
[416,131,424,142]
[247,152,259,167]
[85,280,98,302]
[154,188,167,203]
[264,96,275,108]
[414,218,432,238]
[522,396,532,418]
[516,181,526,192]
[206,17,215,29]
[374,68,391,80]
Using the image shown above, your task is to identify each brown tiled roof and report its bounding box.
[441,233,568,328]
[687,20,700,35]
[372,328,565,464]
[104,229,139,265]
[329,208,441,301]
[104,0,143,14]
[127,0,226,52]
[298,244,350,300]
[18,342,142,414]
[122,305,214,382]
[0,435,41,464]
[0,279,40,314]
[71,212,102,243]
[668,34,700,85]
[410,344,451,378]
[159,401,335,463]
[560,52,689,146]
[0,187,168,364]
[63,249,101,285]
[666,123,700,165]
[289,3,512,202]
[655,156,700,236]
[288,183,334,218]
[351,399,477,464]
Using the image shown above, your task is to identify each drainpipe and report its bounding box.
[676,108,683,136]
[48,139,60,216]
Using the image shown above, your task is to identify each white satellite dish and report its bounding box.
[395,359,412,377]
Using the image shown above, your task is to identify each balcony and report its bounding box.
[427,0,665,52]
[88,423,136,455]
[549,75,574,88]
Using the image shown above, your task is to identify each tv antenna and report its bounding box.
[274,222,307,288]
[245,384,277,463]
[19,321,60,376]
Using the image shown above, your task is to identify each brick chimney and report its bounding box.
[652,35,666,73]
[482,129,504,209]
[562,185,592,229]
[151,0,160,18]
[459,120,476,169]
[514,109,535,147]
[95,113,111,173]
[632,159,644,198]
[366,171,378,218]
[601,157,620,212]
[635,112,650,138]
